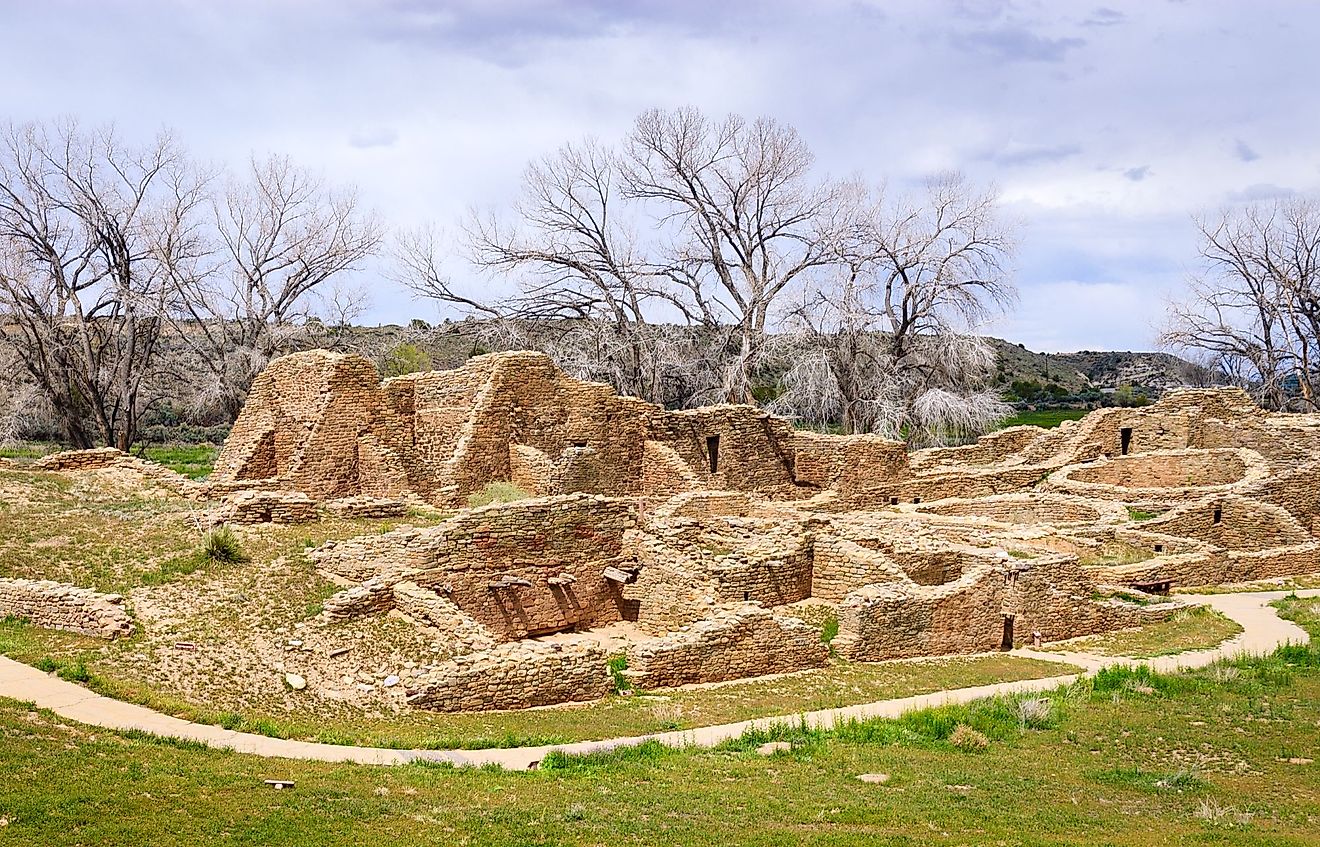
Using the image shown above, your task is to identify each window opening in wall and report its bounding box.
[742,591,750,601]
[571,441,587,448]
[1001,615,1015,650]
[889,497,899,506]
[1213,506,1222,524]
[706,435,720,474]
[1154,544,1164,553]
[1120,427,1133,455]
[912,497,921,504]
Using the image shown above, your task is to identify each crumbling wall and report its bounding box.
[810,533,906,602]
[405,641,611,712]
[625,605,828,688]
[311,494,637,639]
[832,566,1007,661]
[1008,556,1175,642]
[215,490,318,524]
[0,578,134,639]
[1141,494,1310,552]
[622,533,720,635]
[914,493,1117,526]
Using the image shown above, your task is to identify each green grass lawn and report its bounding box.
[998,409,1090,429]
[1040,606,1244,658]
[141,443,219,479]
[0,597,1316,846]
[0,440,217,478]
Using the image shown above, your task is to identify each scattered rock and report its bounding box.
[284,673,307,691]
[856,773,891,784]
[383,675,400,687]
[756,741,791,755]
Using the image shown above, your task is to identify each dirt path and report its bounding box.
[1,589,1313,770]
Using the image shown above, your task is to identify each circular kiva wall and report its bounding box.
[1049,448,1267,499]
[914,494,1113,526]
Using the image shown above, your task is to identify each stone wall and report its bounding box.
[405,640,611,712]
[809,533,907,602]
[832,565,1008,661]
[1141,494,1310,552]
[913,493,1119,526]
[832,554,1174,662]
[216,490,318,524]
[625,605,828,689]
[0,578,134,639]
[312,494,638,639]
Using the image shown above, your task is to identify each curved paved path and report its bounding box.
[1,589,1313,770]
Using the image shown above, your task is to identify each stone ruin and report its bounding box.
[12,348,1320,712]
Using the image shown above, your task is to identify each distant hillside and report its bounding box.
[358,322,1217,400]
[987,339,1218,398]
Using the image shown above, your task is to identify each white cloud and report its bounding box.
[2,0,1317,350]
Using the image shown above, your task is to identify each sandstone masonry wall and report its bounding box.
[0,578,134,639]
[406,641,611,712]
[625,605,828,688]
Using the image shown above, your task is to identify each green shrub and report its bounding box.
[607,655,631,694]
[56,661,91,683]
[819,616,839,645]
[199,525,248,566]
[466,482,531,508]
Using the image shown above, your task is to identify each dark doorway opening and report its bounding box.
[1213,506,1223,524]
[706,435,721,474]
[1001,615,1015,650]
[1120,427,1133,455]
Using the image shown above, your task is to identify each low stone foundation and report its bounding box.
[626,605,828,688]
[218,490,318,524]
[324,496,410,519]
[405,640,611,712]
[0,578,134,639]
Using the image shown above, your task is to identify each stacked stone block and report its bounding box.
[0,578,134,639]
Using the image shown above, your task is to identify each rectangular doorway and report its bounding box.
[1001,615,1015,650]
[706,435,720,474]
[1120,427,1133,455]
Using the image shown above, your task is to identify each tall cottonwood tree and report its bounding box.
[1163,197,1320,411]
[400,107,856,406]
[0,120,205,449]
[622,108,855,402]
[773,173,1015,443]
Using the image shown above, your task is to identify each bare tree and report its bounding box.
[622,107,855,402]
[464,140,675,403]
[399,109,855,406]
[772,174,1015,443]
[168,154,382,418]
[1162,197,1320,410]
[0,120,204,449]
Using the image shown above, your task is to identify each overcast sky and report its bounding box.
[3,0,1316,352]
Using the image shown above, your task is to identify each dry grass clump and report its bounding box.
[949,724,990,751]
[466,482,531,508]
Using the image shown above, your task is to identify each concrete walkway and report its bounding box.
[1,589,1313,770]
